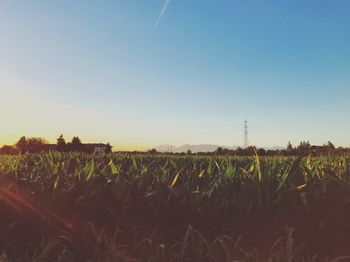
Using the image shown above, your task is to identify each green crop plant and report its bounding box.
[1,153,350,261]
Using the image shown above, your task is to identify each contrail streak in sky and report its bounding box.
[154,0,171,27]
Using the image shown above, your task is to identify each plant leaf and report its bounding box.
[171,170,181,187]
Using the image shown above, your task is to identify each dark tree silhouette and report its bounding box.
[147,149,158,154]
[57,134,66,152]
[215,147,223,155]
[27,137,48,146]
[327,141,335,150]
[71,137,81,145]
[257,148,266,156]
[105,143,112,153]
[297,141,311,154]
[16,136,28,153]
[15,136,51,153]
[71,136,83,151]
[26,137,48,152]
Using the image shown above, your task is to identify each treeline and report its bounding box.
[1,137,349,156]
[144,141,350,156]
[0,135,112,154]
[205,141,349,156]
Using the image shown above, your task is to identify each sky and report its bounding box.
[1,0,350,149]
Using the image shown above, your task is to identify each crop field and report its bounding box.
[1,152,350,261]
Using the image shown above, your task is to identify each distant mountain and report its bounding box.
[154,144,284,153]
[264,146,285,151]
[155,144,237,153]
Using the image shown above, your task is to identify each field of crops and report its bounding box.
[1,152,350,261]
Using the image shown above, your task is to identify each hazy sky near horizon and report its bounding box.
[1,0,350,149]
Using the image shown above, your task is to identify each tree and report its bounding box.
[235,147,244,156]
[27,137,48,146]
[16,136,28,153]
[16,136,49,153]
[71,136,83,151]
[26,137,48,152]
[71,136,81,145]
[215,147,223,155]
[297,141,311,154]
[57,134,66,152]
[186,149,192,155]
[287,141,293,151]
[257,148,266,156]
[147,148,158,154]
[105,143,112,153]
[327,141,335,150]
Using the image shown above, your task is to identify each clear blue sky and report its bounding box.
[1,0,350,149]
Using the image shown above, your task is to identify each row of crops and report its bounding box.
[1,152,350,261]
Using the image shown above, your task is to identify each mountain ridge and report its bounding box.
[154,144,284,153]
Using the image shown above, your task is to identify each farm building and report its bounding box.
[82,143,110,153]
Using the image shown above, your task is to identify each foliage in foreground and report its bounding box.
[1,152,350,261]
